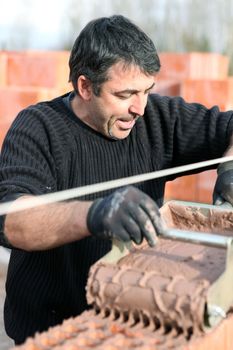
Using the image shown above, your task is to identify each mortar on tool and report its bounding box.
[87,200,233,335]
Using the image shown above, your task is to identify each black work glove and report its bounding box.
[87,186,165,247]
[213,161,233,206]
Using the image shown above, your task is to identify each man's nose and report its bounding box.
[129,94,147,117]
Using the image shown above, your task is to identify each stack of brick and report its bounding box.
[12,309,233,350]
[0,50,232,203]
[0,50,71,148]
[154,52,232,204]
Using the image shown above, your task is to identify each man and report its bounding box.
[0,15,233,345]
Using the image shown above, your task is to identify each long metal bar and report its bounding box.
[162,228,233,249]
[0,156,232,216]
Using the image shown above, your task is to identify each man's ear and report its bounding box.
[77,75,92,100]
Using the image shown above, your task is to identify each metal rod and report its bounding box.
[162,229,233,249]
[0,155,233,216]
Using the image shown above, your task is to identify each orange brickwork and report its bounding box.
[12,309,233,350]
[152,79,181,96]
[0,86,60,120]
[0,86,64,148]
[0,50,71,148]
[165,174,198,201]
[164,171,217,205]
[181,79,233,110]
[3,50,70,89]
[186,313,233,350]
[0,52,7,87]
[158,52,229,81]
[155,52,232,204]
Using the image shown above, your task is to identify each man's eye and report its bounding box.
[117,94,131,100]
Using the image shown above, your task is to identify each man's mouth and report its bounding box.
[115,116,139,130]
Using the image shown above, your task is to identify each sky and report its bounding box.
[0,0,167,50]
[0,0,67,49]
[0,0,231,55]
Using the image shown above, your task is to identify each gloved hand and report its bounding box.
[213,161,233,206]
[87,186,165,247]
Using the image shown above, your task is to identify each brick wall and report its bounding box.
[0,50,232,204]
[0,50,71,148]
[154,52,233,204]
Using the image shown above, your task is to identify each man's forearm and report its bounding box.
[4,195,93,251]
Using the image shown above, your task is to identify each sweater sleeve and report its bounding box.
[0,107,58,201]
[147,94,233,169]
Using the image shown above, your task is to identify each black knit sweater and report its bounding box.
[0,93,233,343]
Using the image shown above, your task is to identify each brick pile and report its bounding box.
[12,311,233,350]
[0,51,232,203]
[12,310,189,350]
[12,309,233,350]
[0,50,71,148]
[154,52,233,204]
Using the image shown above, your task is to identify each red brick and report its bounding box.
[0,51,7,86]
[158,53,191,81]
[196,170,217,204]
[0,86,61,123]
[226,77,233,110]
[180,79,231,111]
[159,52,229,81]
[152,79,181,96]
[186,314,233,350]
[6,51,71,90]
[164,171,218,205]
[0,121,11,149]
[189,52,229,80]
[164,175,198,202]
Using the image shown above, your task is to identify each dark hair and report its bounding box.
[69,15,160,96]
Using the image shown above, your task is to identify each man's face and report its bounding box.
[84,62,156,140]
